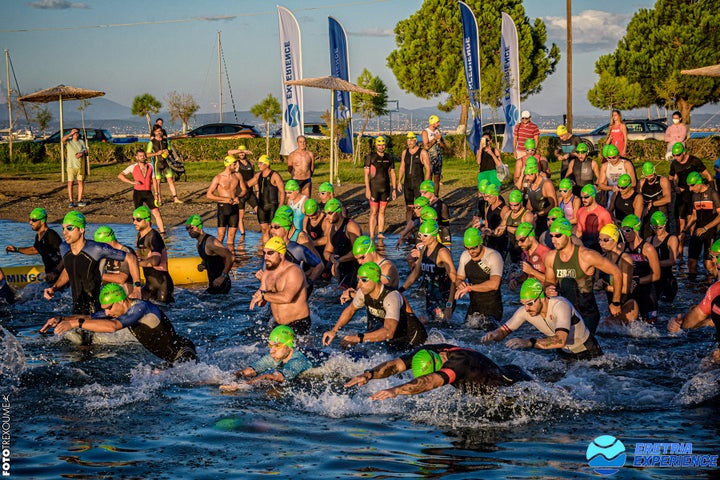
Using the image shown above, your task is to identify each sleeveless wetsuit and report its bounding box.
[650,233,677,302]
[457,248,503,325]
[420,244,453,321]
[136,229,174,303]
[197,233,230,294]
[331,217,359,289]
[402,148,425,204]
[237,160,258,209]
[430,198,452,245]
[505,207,527,263]
[612,190,638,222]
[526,178,550,235]
[257,170,280,224]
[552,245,600,334]
[625,240,658,322]
[485,200,508,257]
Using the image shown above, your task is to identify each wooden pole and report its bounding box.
[566,0,573,131]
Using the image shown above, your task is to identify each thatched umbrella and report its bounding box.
[284,76,378,184]
[18,85,105,181]
[681,64,720,77]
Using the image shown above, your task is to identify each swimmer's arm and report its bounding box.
[140,251,161,268]
[535,330,569,350]
[421,149,431,179]
[206,176,229,203]
[361,317,398,343]
[236,175,248,199]
[7,244,39,255]
[206,238,233,276]
[370,373,444,400]
[41,315,122,335]
[102,271,129,285]
[44,268,69,299]
[247,372,285,384]
[672,306,712,332]
[345,357,407,387]
[323,303,359,345]
[481,324,512,343]
[400,256,423,291]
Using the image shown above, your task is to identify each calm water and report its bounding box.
[0,221,718,479]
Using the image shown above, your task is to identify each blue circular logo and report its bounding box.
[504,104,518,124]
[285,104,300,127]
[586,435,626,475]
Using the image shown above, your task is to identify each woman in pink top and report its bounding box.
[605,110,628,156]
[664,111,689,160]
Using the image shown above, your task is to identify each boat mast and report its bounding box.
[5,50,12,159]
[218,31,222,122]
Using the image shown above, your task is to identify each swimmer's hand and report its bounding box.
[255,269,264,281]
[249,290,266,309]
[339,288,356,305]
[454,282,471,300]
[321,330,337,346]
[505,338,531,350]
[43,286,56,300]
[544,285,558,297]
[219,382,243,392]
[481,329,504,344]
[344,374,369,388]
[369,388,397,401]
[197,263,206,272]
[668,315,683,333]
[40,316,75,335]
[340,335,360,349]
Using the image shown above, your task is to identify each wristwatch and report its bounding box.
[611,301,622,307]
[133,281,143,287]
[77,318,85,329]
[358,333,365,343]
[445,301,453,309]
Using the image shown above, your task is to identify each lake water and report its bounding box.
[0,221,718,479]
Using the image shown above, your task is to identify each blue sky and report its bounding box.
[0,0,700,118]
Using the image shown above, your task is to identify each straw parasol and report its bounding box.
[681,64,720,77]
[284,76,378,184]
[19,85,105,181]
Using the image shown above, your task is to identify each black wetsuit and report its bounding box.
[305,214,326,260]
[526,178,551,236]
[197,233,230,294]
[612,191,638,222]
[625,240,657,322]
[399,344,531,394]
[35,228,63,283]
[484,199,508,257]
[331,217,359,289]
[651,233,677,302]
[402,148,425,204]
[420,244,453,320]
[552,245,600,334]
[365,152,395,203]
[669,155,708,221]
[237,160,257,209]
[100,243,135,291]
[430,198,452,245]
[257,170,280,224]
[136,229,174,303]
[570,158,596,196]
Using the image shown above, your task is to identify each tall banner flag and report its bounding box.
[328,16,353,154]
[458,1,482,154]
[501,12,521,153]
[278,6,304,156]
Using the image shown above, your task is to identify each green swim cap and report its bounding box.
[524,161,539,175]
[99,283,127,306]
[485,184,499,197]
[419,206,438,221]
[575,143,589,154]
[463,227,483,248]
[414,196,430,208]
[650,210,667,227]
[617,174,632,188]
[558,178,573,191]
[711,238,720,255]
[285,180,300,192]
[686,171,703,185]
[549,218,572,237]
[357,261,381,284]
[324,198,342,213]
[508,189,523,204]
[642,162,655,177]
[352,235,376,256]
[318,182,334,194]
[411,349,443,378]
[524,138,536,150]
[133,206,151,221]
[515,222,535,239]
[186,214,203,228]
[93,226,116,243]
[548,207,565,220]
[477,179,489,193]
[271,214,292,231]
[268,325,295,348]
[581,184,597,197]
[419,180,435,193]
[304,198,318,215]
[519,278,545,301]
[418,220,439,236]
[276,205,294,219]
[621,214,641,231]
[671,142,685,155]
[63,210,86,229]
[605,144,619,157]
[29,207,47,221]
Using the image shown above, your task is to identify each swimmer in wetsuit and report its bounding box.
[185,215,233,294]
[6,207,63,284]
[246,155,286,244]
[41,283,196,365]
[345,343,531,399]
[133,206,174,303]
[323,198,362,290]
[364,136,397,239]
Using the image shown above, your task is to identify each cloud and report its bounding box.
[29,0,89,9]
[544,10,632,52]
[350,28,394,37]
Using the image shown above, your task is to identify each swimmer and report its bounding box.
[482,278,603,360]
[41,283,196,365]
[250,237,312,335]
[340,235,399,304]
[6,207,63,283]
[287,136,315,197]
[323,262,426,353]
[345,343,531,399]
[219,325,312,391]
[185,215,233,294]
[133,206,174,303]
[206,155,247,251]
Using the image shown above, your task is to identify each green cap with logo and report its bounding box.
[617,174,632,188]
[63,210,86,229]
[414,196,430,208]
[520,278,545,301]
[508,189,523,204]
[621,214,642,232]
[575,143,589,154]
[303,198,318,215]
[419,180,435,193]
[186,214,203,228]
[357,261,381,284]
[515,222,535,239]
[29,207,48,221]
[605,144,619,158]
[548,207,565,220]
[524,138,536,150]
[650,210,667,227]
[672,142,685,155]
[484,184,499,197]
[133,206,151,221]
[549,218,573,237]
[353,235,376,256]
[642,162,655,177]
[686,171,704,185]
[463,227,483,248]
[411,349,443,378]
[99,283,127,305]
[285,180,300,192]
[269,325,295,348]
[94,226,116,243]
[558,178,573,191]
[271,214,292,231]
[419,206,438,221]
[318,182,334,194]
[324,198,343,213]
[418,220,439,236]
[276,205,294,219]
[581,184,597,197]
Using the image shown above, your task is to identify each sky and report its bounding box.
[0,0,710,121]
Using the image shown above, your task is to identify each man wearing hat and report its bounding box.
[94,226,139,292]
[250,237,312,335]
[455,228,504,328]
[419,180,451,245]
[398,132,431,223]
[544,218,622,333]
[287,135,315,197]
[246,155,286,243]
[508,222,550,290]
[685,171,720,280]
[422,115,446,195]
[609,174,643,223]
[523,159,557,237]
[323,198,362,290]
[185,215,233,294]
[513,110,540,160]
[61,128,88,207]
[266,213,323,285]
[598,144,636,208]
[564,143,599,197]
[345,344,531,399]
[41,283,196,365]
[638,162,671,234]
[6,207,63,284]
[227,144,257,236]
[364,136,397,239]
[118,149,166,235]
[482,278,603,360]
[206,155,248,251]
[576,184,613,252]
[323,261,427,352]
[133,205,174,303]
[554,125,582,178]
[44,211,142,316]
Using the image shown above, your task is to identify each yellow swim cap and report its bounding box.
[258,155,271,166]
[161,151,169,159]
[264,236,287,255]
[429,115,440,125]
[224,155,237,167]
[599,223,620,243]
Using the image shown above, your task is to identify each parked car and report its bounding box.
[170,123,261,140]
[270,123,329,139]
[582,119,667,152]
[37,128,113,144]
